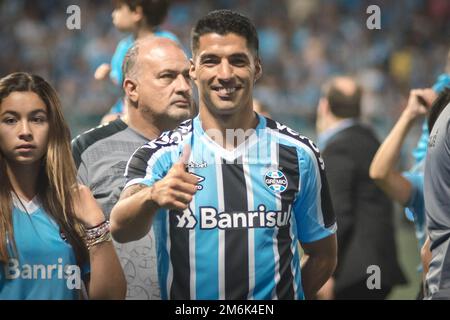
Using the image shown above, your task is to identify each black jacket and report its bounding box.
[321,123,406,292]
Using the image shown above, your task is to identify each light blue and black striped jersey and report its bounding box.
[124,114,336,300]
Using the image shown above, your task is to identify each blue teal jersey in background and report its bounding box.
[0,196,88,300]
[402,162,426,250]
[124,114,337,300]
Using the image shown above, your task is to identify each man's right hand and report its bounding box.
[111,145,198,243]
[150,145,198,210]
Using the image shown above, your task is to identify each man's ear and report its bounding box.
[189,58,197,81]
[123,78,138,105]
[318,97,330,116]
[254,58,262,83]
[316,97,329,134]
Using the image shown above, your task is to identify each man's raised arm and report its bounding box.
[110,146,198,243]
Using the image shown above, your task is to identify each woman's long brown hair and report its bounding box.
[0,72,88,266]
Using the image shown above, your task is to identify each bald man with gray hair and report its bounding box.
[72,37,193,299]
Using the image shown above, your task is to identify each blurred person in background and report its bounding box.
[370,88,437,299]
[94,0,180,124]
[423,88,450,299]
[72,37,192,299]
[316,76,406,300]
[370,51,450,298]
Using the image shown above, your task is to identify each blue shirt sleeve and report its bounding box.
[294,147,336,243]
[402,169,427,249]
[124,147,172,190]
[124,133,185,189]
[402,170,426,239]
[402,171,425,222]
[411,121,429,164]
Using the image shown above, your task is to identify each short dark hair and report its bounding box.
[323,78,362,118]
[191,9,259,57]
[113,0,170,27]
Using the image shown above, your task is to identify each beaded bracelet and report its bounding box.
[86,231,112,250]
[84,220,112,250]
[85,220,110,241]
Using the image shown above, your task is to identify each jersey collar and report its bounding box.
[193,113,267,162]
[12,193,40,215]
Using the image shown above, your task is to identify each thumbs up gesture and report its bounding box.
[150,145,198,210]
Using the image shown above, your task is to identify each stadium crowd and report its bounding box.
[0,0,448,143]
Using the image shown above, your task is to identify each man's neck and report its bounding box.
[322,115,352,133]
[199,104,258,150]
[127,111,161,141]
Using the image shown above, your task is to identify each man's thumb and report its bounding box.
[177,144,191,167]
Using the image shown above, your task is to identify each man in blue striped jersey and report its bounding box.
[111,9,337,300]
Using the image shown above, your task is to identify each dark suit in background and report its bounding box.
[316,76,406,299]
[322,123,406,299]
